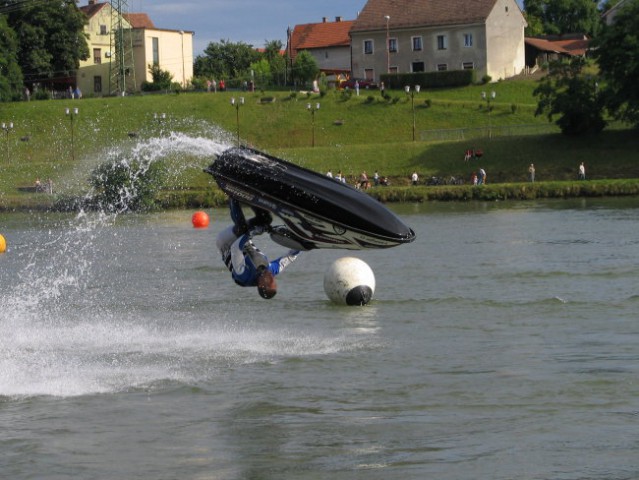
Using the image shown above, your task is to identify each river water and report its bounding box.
[1,197,638,479]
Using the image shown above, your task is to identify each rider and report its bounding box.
[216,198,300,299]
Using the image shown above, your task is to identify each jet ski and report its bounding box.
[205,147,416,250]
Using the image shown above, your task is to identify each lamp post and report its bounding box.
[65,107,79,162]
[231,97,244,147]
[481,90,496,138]
[385,15,391,74]
[154,112,167,136]
[405,85,420,141]
[307,102,320,147]
[2,122,14,163]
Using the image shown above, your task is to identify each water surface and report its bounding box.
[1,198,638,480]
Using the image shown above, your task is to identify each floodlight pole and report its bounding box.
[307,103,320,147]
[405,85,420,141]
[65,107,79,162]
[1,122,13,163]
[481,90,496,138]
[231,97,245,147]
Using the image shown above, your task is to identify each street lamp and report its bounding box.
[65,107,79,162]
[2,122,14,163]
[307,102,320,147]
[231,97,245,147]
[481,90,496,138]
[405,85,420,141]
[385,15,391,74]
[154,112,167,136]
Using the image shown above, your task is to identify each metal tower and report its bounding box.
[109,0,136,95]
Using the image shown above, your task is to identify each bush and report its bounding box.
[381,70,474,89]
[88,158,167,213]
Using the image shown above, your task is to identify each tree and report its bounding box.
[141,64,174,91]
[592,0,639,126]
[533,57,606,135]
[194,39,260,81]
[0,15,23,101]
[6,0,89,87]
[523,0,603,36]
[263,39,286,85]
[292,50,318,85]
[249,59,271,87]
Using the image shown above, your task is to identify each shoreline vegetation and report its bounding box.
[4,179,639,213]
[1,83,639,211]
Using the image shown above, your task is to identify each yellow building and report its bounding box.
[78,1,194,96]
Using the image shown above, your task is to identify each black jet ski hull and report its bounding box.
[205,147,416,250]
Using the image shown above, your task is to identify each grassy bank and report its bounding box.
[1,81,638,210]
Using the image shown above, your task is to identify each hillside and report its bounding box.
[1,80,638,209]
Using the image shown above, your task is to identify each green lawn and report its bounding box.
[1,80,638,208]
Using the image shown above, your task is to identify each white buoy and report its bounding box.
[323,257,375,306]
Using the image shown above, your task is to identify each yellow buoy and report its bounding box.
[0,234,6,253]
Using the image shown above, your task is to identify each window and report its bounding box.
[94,76,102,93]
[100,24,107,35]
[152,37,159,65]
[412,62,425,72]
[437,64,448,71]
[437,35,448,50]
[389,66,399,74]
[412,36,423,51]
[389,38,397,53]
[462,62,475,70]
[364,68,374,81]
[93,48,101,64]
[464,33,473,47]
[364,40,374,54]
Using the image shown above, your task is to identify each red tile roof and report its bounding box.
[552,38,589,56]
[79,1,108,18]
[290,19,354,59]
[123,13,155,29]
[351,0,500,32]
[525,36,590,56]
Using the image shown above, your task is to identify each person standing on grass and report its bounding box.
[478,168,486,185]
[578,162,586,180]
[528,163,535,183]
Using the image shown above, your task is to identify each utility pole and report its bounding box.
[109,0,136,96]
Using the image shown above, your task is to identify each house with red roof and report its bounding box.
[288,16,354,77]
[77,0,193,95]
[525,34,590,69]
[349,0,527,83]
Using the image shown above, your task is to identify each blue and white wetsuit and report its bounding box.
[216,225,300,287]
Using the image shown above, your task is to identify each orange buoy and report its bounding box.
[0,233,6,253]
[191,211,210,228]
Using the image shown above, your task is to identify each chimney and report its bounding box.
[88,0,96,4]
[322,17,327,23]
[336,16,342,22]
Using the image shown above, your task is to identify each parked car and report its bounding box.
[340,78,378,90]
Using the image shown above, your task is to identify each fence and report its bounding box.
[419,123,560,142]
